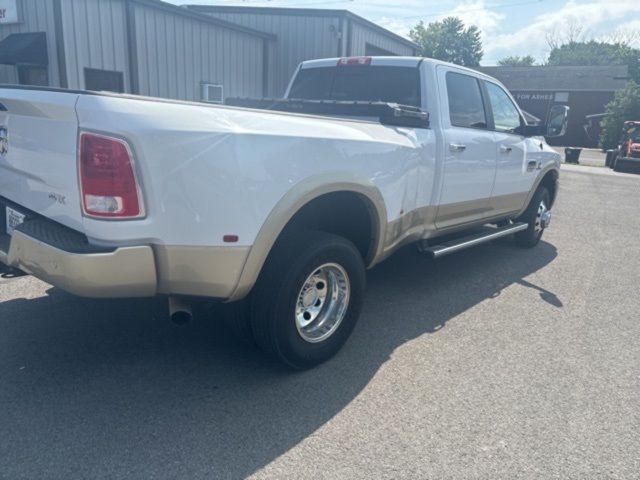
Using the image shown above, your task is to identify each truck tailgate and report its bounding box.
[0,88,83,232]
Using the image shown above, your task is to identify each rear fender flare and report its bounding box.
[228,174,387,301]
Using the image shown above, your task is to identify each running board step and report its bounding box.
[421,222,528,259]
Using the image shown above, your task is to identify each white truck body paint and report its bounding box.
[0,57,561,300]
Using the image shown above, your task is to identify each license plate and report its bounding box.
[5,207,26,235]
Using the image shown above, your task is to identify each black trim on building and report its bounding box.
[52,0,68,88]
[262,38,269,97]
[125,0,139,94]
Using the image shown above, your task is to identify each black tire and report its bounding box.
[610,152,619,170]
[514,186,551,248]
[613,157,635,173]
[250,230,365,370]
[219,299,255,345]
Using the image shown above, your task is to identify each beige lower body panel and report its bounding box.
[435,199,493,228]
[1,231,249,299]
[490,192,528,216]
[435,192,528,230]
[380,192,527,254]
[154,245,250,298]
[4,231,157,298]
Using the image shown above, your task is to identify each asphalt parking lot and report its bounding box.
[1,168,639,479]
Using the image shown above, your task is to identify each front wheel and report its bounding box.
[250,231,365,369]
[514,186,551,248]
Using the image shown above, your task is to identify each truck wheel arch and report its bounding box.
[228,177,388,302]
[518,166,559,217]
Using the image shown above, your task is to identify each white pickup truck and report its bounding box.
[0,57,567,369]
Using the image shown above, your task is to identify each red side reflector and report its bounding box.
[223,235,239,243]
[337,57,372,67]
[79,132,144,218]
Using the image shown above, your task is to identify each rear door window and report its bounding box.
[289,66,421,107]
[445,72,487,129]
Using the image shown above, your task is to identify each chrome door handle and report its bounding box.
[449,143,467,152]
[500,145,513,154]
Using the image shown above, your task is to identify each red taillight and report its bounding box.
[337,57,372,67]
[79,132,144,218]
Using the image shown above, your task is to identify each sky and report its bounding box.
[169,0,640,65]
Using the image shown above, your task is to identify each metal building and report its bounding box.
[0,0,272,100]
[187,5,420,96]
[0,0,418,102]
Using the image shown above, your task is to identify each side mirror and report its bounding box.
[546,105,570,138]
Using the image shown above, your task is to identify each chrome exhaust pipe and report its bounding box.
[168,296,192,325]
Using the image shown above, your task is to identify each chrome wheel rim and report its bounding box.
[535,199,551,234]
[295,263,350,343]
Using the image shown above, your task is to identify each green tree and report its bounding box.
[547,40,640,82]
[600,81,640,149]
[409,17,483,67]
[497,55,536,66]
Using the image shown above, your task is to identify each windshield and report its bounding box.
[288,66,422,107]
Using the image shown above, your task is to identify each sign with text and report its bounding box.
[0,0,18,24]
[515,93,553,102]
[514,92,570,103]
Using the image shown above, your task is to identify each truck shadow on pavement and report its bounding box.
[0,241,558,479]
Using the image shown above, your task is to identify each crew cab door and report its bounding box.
[435,67,496,229]
[482,80,538,215]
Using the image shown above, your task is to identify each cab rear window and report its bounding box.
[289,66,421,107]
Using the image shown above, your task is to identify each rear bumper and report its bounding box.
[1,230,157,298]
[0,210,249,299]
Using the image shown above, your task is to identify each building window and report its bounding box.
[17,65,49,86]
[84,68,124,93]
[201,83,224,104]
